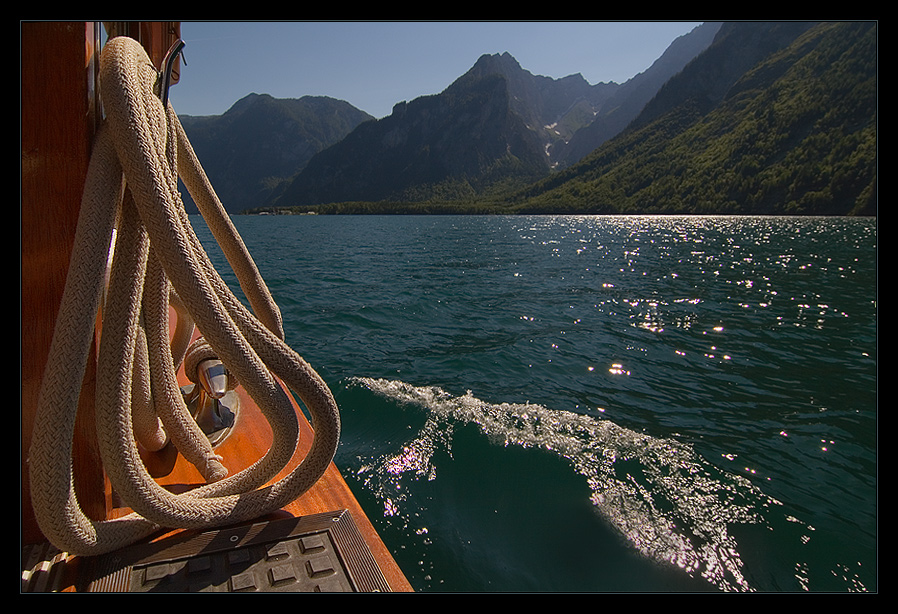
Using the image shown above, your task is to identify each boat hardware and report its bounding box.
[181,359,238,446]
[157,38,185,107]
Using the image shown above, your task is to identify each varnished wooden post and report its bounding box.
[21,21,105,545]
[21,20,183,547]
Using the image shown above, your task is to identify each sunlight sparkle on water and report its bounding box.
[609,363,630,375]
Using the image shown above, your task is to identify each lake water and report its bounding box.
[195,214,877,593]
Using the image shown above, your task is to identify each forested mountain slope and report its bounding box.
[501,21,876,216]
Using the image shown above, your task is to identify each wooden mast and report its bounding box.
[21,21,411,591]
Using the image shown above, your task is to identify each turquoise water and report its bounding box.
[195,214,877,593]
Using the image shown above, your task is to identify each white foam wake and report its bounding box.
[349,377,788,591]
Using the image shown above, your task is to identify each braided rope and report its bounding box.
[28,36,340,556]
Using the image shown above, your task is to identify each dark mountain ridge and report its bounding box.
[178,93,373,212]
[271,57,572,207]
[270,24,718,208]
[179,22,874,217]
[455,51,619,152]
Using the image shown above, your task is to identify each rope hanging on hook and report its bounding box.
[28,36,340,557]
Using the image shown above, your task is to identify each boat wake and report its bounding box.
[346,377,800,592]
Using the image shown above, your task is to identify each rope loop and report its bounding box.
[28,36,340,556]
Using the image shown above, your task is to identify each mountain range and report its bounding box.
[503,21,876,216]
[177,21,876,217]
[178,94,373,212]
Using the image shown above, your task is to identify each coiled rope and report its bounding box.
[28,36,340,557]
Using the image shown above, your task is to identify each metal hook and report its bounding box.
[158,38,185,107]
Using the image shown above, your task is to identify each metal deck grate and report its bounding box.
[24,510,392,593]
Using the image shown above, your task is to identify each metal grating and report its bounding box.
[120,529,353,592]
[72,510,391,592]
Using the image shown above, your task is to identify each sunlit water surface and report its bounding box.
[195,214,876,592]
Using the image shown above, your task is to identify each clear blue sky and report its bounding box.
[168,21,704,119]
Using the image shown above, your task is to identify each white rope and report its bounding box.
[28,36,340,556]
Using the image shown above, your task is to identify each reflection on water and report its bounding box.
[201,214,876,592]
